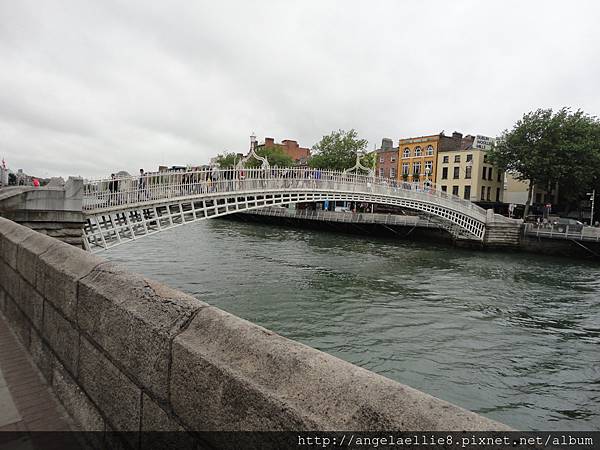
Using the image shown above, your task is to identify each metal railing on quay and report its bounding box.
[83,168,488,218]
[523,222,600,242]
[245,207,440,228]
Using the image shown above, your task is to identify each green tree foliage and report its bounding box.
[245,146,294,168]
[309,129,369,171]
[489,108,600,217]
[215,152,238,167]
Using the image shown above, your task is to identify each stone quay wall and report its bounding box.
[0,178,85,248]
[0,217,508,444]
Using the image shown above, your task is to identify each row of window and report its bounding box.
[441,154,473,164]
[440,166,501,181]
[402,145,434,158]
[440,185,501,202]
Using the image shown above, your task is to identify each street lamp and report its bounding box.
[587,189,596,226]
[250,133,257,152]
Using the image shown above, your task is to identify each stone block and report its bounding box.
[43,302,79,376]
[0,259,21,301]
[171,306,511,432]
[0,218,36,269]
[30,330,54,383]
[38,240,105,320]
[78,337,142,432]
[78,263,205,402]
[16,232,57,288]
[53,362,104,432]
[141,394,196,449]
[18,280,44,332]
[4,295,30,347]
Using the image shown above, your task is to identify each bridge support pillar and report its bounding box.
[0,177,85,247]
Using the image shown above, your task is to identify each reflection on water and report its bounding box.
[107,219,600,430]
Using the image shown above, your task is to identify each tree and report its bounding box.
[245,146,294,168]
[309,129,368,171]
[215,152,238,168]
[488,108,600,218]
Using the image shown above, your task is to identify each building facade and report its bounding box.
[375,138,399,179]
[256,137,311,165]
[503,174,558,206]
[436,134,504,203]
[398,134,444,184]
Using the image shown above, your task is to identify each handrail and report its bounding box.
[83,167,488,220]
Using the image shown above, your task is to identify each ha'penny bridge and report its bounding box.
[81,167,515,251]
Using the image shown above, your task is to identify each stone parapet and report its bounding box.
[0,217,509,447]
[0,178,84,247]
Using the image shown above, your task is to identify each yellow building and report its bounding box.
[398,134,442,183]
[436,134,504,203]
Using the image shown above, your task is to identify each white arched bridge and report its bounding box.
[82,167,499,252]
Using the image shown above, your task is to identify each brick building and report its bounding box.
[374,138,399,179]
[256,137,311,165]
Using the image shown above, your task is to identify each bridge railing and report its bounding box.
[83,168,487,219]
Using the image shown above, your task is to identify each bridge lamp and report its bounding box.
[250,133,257,151]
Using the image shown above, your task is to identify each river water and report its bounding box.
[106,219,600,431]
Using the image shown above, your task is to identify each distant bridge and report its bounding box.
[82,168,493,251]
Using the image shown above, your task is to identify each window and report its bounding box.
[466,154,473,162]
[442,155,449,163]
[426,145,434,155]
[488,167,493,180]
[497,170,502,182]
[496,188,500,202]
[486,186,491,201]
[441,185,447,192]
[453,167,460,179]
[482,167,487,180]
[484,154,489,163]
[390,154,396,162]
[390,167,396,178]
[403,148,410,158]
[414,146,422,157]
[464,185,471,200]
[442,167,448,179]
[379,156,384,163]
[379,168,384,177]
[425,161,433,173]
[452,186,459,196]
[465,166,472,179]
[402,163,409,175]
[481,186,485,201]
[412,162,421,176]
[454,155,461,163]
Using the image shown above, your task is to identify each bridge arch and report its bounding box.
[83,168,488,251]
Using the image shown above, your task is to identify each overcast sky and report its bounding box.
[1,0,599,179]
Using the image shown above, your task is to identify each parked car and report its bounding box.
[551,218,584,232]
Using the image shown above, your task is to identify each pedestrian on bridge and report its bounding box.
[138,169,146,201]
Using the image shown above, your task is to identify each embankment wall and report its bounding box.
[0,218,508,447]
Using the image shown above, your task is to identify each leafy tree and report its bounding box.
[245,146,294,168]
[488,108,600,218]
[361,151,377,172]
[309,129,368,171]
[215,152,239,167]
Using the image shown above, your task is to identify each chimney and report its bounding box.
[381,138,393,150]
[265,137,275,147]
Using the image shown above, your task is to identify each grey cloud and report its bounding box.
[0,0,599,178]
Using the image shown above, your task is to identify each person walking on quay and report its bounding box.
[32,178,40,188]
[138,169,147,201]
